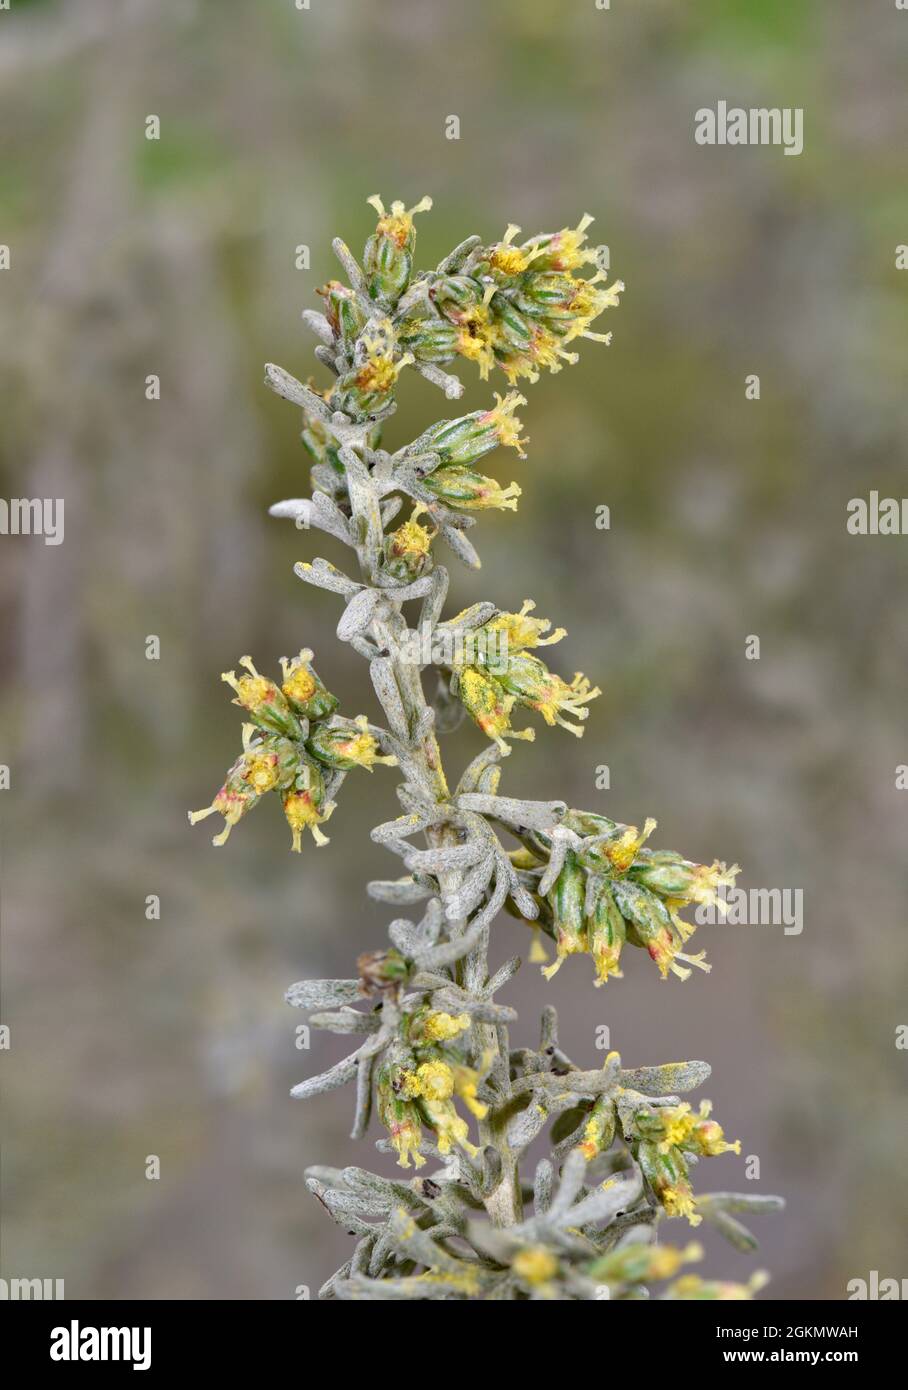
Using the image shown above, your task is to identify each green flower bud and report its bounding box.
[488,291,534,352]
[419,392,527,467]
[541,851,587,979]
[422,465,521,512]
[397,315,460,364]
[316,280,367,347]
[307,717,396,772]
[382,509,436,582]
[220,655,302,739]
[588,882,626,985]
[363,194,432,304]
[509,272,580,319]
[430,273,485,321]
[279,649,339,720]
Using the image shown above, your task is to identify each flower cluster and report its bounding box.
[377,1008,489,1170]
[298,197,622,433]
[401,213,624,385]
[447,599,599,746]
[508,808,739,982]
[189,650,395,851]
[628,1098,741,1227]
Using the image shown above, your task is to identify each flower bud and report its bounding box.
[409,1008,471,1045]
[430,274,485,320]
[576,1093,617,1159]
[396,315,460,364]
[630,853,739,907]
[518,213,600,274]
[279,649,338,720]
[377,1061,426,1169]
[307,715,396,771]
[221,655,302,739]
[474,598,564,660]
[511,1247,559,1291]
[188,752,261,847]
[383,509,436,582]
[420,392,528,467]
[357,948,409,997]
[455,667,534,751]
[363,194,432,304]
[316,279,367,346]
[422,465,521,512]
[637,1139,701,1226]
[541,852,587,980]
[496,652,600,736]
[281,758,333,851]
[588,881,626,985]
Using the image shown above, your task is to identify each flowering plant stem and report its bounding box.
[191,196,782,1299]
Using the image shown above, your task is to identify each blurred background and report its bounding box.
[2,0,906,1300]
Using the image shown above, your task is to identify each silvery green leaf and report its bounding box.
[456,793,566,833]
[350,1044,377,1139]
[318,1262,352,1300]
[413,360,464,400]
[369,657,410,740]
[548,1148,587,1219]
[301,308,334,345]
[334,1274,471,1300]
[387,917,420,955]
[485,956,521,995]
[291,1049,360,1100]
[618,1060,712,1095]
[534,1159,555,1216]
[380,496,403,526]
[696,1193,785,1215]
[568,1170,643,1230]
[371,811,439,845]
[331,236,371,302]
[430,992,516,1024]
[285,978,362,1010]
[366,876,430,904]
[337,586,382,641]
[294,557,360,596]
[439,521,481,570]
[412,919,486,970]
[404,839,486,872]
[417,566,450,631]
[506,1100,549,1155]
[264,362,332,420]
[308,1007,381,1035]
[538,828,581,897]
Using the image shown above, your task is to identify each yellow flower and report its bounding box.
[525,669,600,736]
[487,223,546,277]
[604,818,658,873]
[365,193,432,247]
[479,392,528,458]
[457,667,534,752]
[483,599,565,653]
[451,1064,489,1121]
[512,1247,559,1286]
[280,650,317,705]
[414,1060,455,1102]
[655,1103,698,1153]
[421,1011,471,1043]
[243,752,281,795]
[282,788,334,852]
[660,1183,702,1227]
[388,1113,426,1170]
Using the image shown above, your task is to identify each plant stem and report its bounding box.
[345,438,521,1224]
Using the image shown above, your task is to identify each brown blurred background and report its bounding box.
[1,0,906,1300]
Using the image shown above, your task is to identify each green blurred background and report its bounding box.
[2,0,907,1300]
